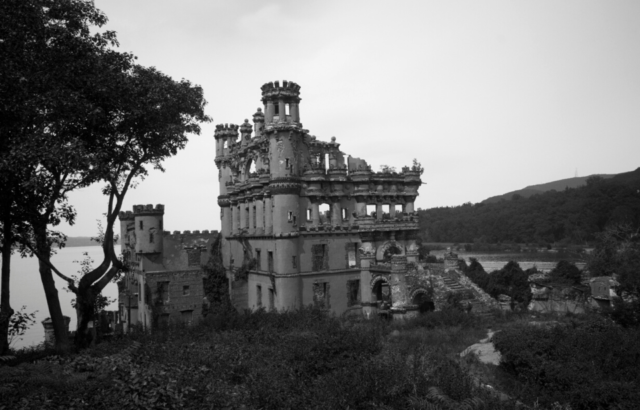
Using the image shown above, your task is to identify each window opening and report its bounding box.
[366,204,376,217]
[187,248,201,266]
[257,285,262,307]
[285,103,290,116]
[292,255,297,269]
[157,281,170,305]
[256,249,261,270]
[318,203,330,223]
[268,251,274,273]
[183,285,190,296]
[285,158,290,170]
[253,206,257,228]
[342,208,348,220]
[394,204,403,214]
[382,204,390,220]
[149,232,154,243]
[307,209,312,221]
[313,282,330,309]
[347,280,360,307]
[288,211,293,222]
[268,288,275,310]
[347,243,358,268]
[181,310,193,325]
[312,244,329,271]
[274,103,279,115]
[139,220,143,230]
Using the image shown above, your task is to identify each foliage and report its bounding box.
[69,252,115,317]
[419,168,640,243]
[202,235,232,313]
[0,307,517,410]
[548,260,582,285]
[493,317,640,409]
[380,164,397,173]
[3,306,37,347]
[463,259,532,306]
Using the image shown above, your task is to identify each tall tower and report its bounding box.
[262,81,304,308]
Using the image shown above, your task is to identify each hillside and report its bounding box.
[420,168,640,244]
[482,174,615,203]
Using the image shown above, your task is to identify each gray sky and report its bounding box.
[61,0,640,237]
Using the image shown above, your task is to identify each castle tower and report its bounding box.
[261,80,301,125]
[118,210,134,249]
[133,204,164,254]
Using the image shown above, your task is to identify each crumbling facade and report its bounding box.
[216,81,425,318]
[118,205,218,330]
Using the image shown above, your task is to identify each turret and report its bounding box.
[240,119,252,147]
[133,204,164,254]
[214,124,239,158]
[118,210,135,249]
[252,108,264,138]
[261,80,301,124]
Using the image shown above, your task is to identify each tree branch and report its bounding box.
[22,241,77,292]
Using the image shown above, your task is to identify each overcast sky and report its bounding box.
[61,0,640,237]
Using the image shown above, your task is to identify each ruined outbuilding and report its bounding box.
[216,81,426,318]
[118,205,218,330]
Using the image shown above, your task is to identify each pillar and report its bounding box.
[376,203,383,221]
[331,201,341,226]
[290,102,300,123]
[221,206,232,237]
[360,252,375,319]
[265,101,275,124]
[278,100,286,122]
[405,201,415,214]
[355,199,366,217]
[231,203,238,234]
[311,201,320,226]
[389,203,396,218]
[390,256,408,309]
[255,198,264,234]
[239,201,246,232]
[264,196,273,234]
[248,199,255,235]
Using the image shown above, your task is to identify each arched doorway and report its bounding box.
[412,289,435,313]
[372,277,391,305]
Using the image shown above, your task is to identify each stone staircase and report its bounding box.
[443,273,496,319]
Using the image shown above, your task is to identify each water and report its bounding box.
[1,245,120,349]
[429,249,587,272]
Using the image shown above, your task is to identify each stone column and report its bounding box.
[278,100,286,122]
[239,201,246,232]
[311,201,320,226]
[376,203,383,221]
[231,202,238,234]
[248,199,255,235]
[359,249,375,319]
[390,255,409,309]
[331,201,341,226]
[42,316,71,347]
[355,198,366,217]
[265,101,275,124]
[389,202,396,218]
[290,102,300,123]
[405,200,415,214]
[255,197,264,235]
[264,196,273,234]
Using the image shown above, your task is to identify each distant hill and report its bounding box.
[420,168,640,244]
[483,174,616,204]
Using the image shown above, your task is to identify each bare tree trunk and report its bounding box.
[34,225,70,352]
[0,212,14,355]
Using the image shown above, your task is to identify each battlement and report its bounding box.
[132,204,165,215]
[119,210,135,221]
[164,229,218,237]
[261,80,301,102]
[214,123,240,139]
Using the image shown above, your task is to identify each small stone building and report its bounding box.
[118,205,218,330]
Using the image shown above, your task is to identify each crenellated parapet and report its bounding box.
[261,80,301,103]
[133,204,164,216]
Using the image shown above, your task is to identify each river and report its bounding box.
[1,245,120,350]
[430,249,587,272]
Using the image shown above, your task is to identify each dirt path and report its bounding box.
[460,329,501,365]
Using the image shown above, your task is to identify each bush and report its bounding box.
[493,317,640,409]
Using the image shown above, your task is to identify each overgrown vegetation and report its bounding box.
[493,317,640,410]
[461,259,533,307]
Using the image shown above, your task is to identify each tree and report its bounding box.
[549,260,582,285]
[1,0,210,349]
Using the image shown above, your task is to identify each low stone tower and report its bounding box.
[133,204,164,254]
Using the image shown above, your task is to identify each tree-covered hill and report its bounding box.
[419,168,640,244]
[482,174,615,204]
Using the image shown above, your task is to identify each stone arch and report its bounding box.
[376,241,405,262]
[410,288,435,313]
[371,276,391,304]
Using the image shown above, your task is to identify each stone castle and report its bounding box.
[118,80,432,328]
